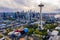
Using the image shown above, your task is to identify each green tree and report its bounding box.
[27,28,34,35]
[34,29,47,35]
[4,28,13,35]
[32,24,38,30]
[0,34,3,39]
[44,24,58,30]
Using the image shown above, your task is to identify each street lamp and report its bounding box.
[38,3,44,30]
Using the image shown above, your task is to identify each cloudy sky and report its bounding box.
[0,0,60,12]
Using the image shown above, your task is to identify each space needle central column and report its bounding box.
[38,3,44,30]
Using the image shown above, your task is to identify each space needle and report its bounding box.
[38,3,44,30]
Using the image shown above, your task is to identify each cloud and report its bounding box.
[0,0,59,12]
[0,7,16,12]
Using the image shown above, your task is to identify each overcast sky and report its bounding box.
[0,0,60,12]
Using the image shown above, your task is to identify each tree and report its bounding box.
[27,28,34,35]
[44,24,58,30]
[0,34,3,39]
[32,24,38,30]
[4,28,13,35]
[34,29,47,35]
[34,30,41,35]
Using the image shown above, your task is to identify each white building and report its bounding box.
[49,30,59,40]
